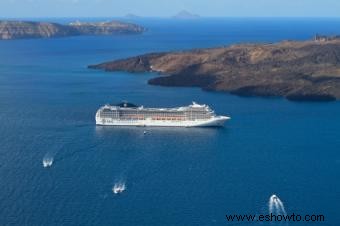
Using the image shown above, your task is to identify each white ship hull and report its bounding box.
[95,102,230,127]
[96,116,230,127]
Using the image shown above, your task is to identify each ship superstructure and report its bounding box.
[95,102,230,127]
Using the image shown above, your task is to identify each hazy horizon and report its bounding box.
[1,0,340,18]
[2,16,340,19]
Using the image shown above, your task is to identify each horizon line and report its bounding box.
[1,16,340,19]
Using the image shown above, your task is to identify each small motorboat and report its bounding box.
[112,183,126,194]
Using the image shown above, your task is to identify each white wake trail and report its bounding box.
[112,180,126,194]
[269,194,287,216]
[42,156,54,168]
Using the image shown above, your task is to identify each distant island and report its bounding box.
[0,20,145,40]
[89,36,340,102]
[125,13,141,19]
[172,10,200,19]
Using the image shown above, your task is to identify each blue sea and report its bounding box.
[0,18,340,226]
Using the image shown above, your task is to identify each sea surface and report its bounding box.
[0,18,340,226]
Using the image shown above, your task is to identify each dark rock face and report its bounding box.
[89,38,340,102]
[286,93,336,102]
[89,53,164,73]
[0,20,145,40]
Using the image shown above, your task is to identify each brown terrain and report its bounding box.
[0,20,145,40]
[89,36,340,101]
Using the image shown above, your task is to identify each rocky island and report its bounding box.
[0,20,145,40]
[89,36,340,101]
[172,10,200,19]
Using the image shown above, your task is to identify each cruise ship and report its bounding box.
[95,102,230,127]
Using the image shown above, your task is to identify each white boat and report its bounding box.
[112,183,126,194]
[42,158,53,168]
[96,102,230,127]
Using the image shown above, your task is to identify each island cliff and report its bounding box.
[89,37,340,101]
[0,20,145,40]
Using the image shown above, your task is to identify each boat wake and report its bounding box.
[41,132,102,169]
[41,135,65,168]
[42,157,53,168]
[112,181,126,194]
[269,194,287,216]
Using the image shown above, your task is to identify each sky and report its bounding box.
[0,0,340,18]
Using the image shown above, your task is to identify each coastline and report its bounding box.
[89,37,340,102]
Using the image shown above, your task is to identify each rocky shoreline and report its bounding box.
[89,37,340,102]
[0,20,145,40]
